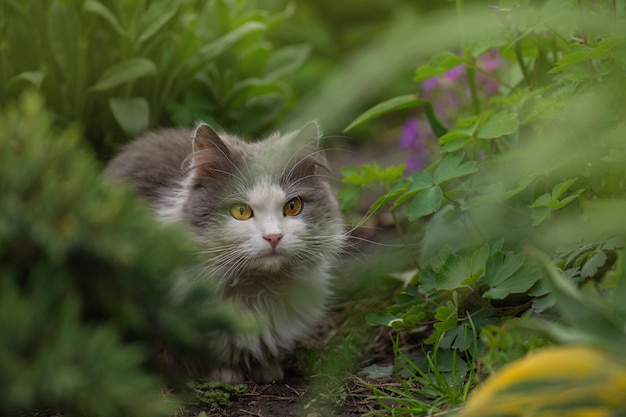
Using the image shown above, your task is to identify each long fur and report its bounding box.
[107,122,344,383]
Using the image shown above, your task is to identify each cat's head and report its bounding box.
[181,122,344,286]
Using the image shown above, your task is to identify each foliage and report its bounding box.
[368,333,479,416]
[457,345,626,417]
[0,0,306,157]
[188,380,247,410]
[340,0,626,404]
[0,93,238,416]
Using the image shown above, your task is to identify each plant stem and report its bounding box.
[514,37,531,87]
[466,61,481,115]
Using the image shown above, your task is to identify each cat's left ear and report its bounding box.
[191,123,232,176]
[292,120,322,149]
[290,121,330,175]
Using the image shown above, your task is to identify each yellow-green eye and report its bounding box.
[284,197,303,216]
[230,203,253,220]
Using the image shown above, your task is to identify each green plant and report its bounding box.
[0,92,239,416]
[187,380,247,410]
[339,0,626,406]
[1,0,307,157]
[367,332,479,416]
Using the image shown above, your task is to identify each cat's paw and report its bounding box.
[248,362,284,384]
[205,367,245,384]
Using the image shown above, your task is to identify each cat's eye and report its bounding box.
[230,203,253,220]
[283,197,303,217]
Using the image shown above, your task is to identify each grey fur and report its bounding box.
[107,123,344,383]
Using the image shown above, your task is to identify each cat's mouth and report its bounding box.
[255,250,287,270]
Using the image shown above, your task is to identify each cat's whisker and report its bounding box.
[108,121,346,384]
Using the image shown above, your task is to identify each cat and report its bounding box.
[106,122,344,383]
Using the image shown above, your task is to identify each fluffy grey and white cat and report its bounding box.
[107,122,344,383]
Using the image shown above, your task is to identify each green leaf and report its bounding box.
[407,186,443,221]
[137,0,180,44]
[344,95,429,132]
[337,185,362,214]
[109,97,149,136]
[529,248,626,345]
[478,110,519,139]
[414,51,466,82]
[580,251,607,278]
[366,313,401,327]
[196,21,267,62]
[482,252,539,299]
[7,71,46,96]
[90,58,157,92]
[47,1,80,82]
[84,0,128,38]
[370,187,406,214]
[439,131,473,153]
[265,44,310,80]
[390,172,434,210]
[434,301,458,331]
[433,153,478,185]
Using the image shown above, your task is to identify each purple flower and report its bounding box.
[399,118,433,173]
[400,118,426,152]
[445,64,465,82]
[421,77,440,93]
[479,49,503,71]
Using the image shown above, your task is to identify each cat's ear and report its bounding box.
[288,121,330,178]
[191,123,232,175]
[292,121,322,149]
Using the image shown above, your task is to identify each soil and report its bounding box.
[181,314,405,417]
[180,234,423,417]
[178,145,422,417]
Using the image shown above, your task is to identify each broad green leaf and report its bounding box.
[439,131,473,153]
[109,97,149,136]
[84,0,128,38]
[414,51,466,82]
[529,249,626,345]
[580,251,607,278]
[223,79,288,108]
[407,186,443,221]
[433,153,478,185]
[90,58,157,92]
[551,178,578,200]
[529,179,583,225]
[137,0,180,44]
[478,110,519,139]
[391,172,434,210]
[7,71,45,96]
[265,44,310,80]
[549,38,621,74]
[47,1,79,82]
[482,252,539,299]
[344,95,429,132]
[337,185,362,214]
[485,252,525,285]
[437,254,474,290]
[196,21,267,62]
[433,301,458,332]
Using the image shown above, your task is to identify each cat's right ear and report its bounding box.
[191,123,231,175]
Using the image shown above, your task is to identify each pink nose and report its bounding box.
[263,233,283,249]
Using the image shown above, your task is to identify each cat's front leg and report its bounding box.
[205,367,245,384]
[248,358,284,383]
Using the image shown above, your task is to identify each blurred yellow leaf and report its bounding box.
[458,346,626,417]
